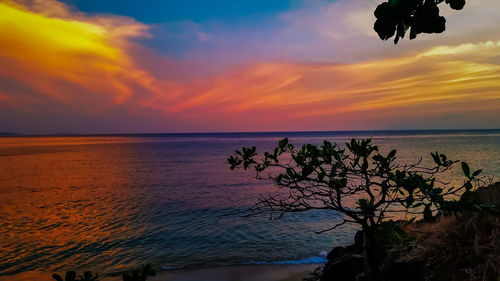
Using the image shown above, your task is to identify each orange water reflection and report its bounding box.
[0,137,148,275]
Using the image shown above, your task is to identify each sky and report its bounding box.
[0,0,499,134]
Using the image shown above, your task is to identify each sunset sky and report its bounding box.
[0,0,499,134]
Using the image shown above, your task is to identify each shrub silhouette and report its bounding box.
[52,271,98,281]
[52,264,155,281]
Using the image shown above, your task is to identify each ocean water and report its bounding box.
[0,130,499,277]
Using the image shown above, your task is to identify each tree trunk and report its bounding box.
[363,226,381,281]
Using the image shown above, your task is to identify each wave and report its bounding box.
[161,255,328,271]
[244,256,328,265]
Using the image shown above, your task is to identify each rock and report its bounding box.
[327,246,346,261]
[303,266,324,281]
[344,244,357,254]
[320,255,364,281]
[382,260,426,281]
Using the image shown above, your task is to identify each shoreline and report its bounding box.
[0,263,323,281]
[149,263,321,281]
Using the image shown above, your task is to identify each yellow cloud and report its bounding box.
[420,41,500,57]
[0,0,153,109]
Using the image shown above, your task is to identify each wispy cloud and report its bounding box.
[137,40,500,131]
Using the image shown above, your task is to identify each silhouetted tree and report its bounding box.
[228,138,491,278]
[374,0,466,44]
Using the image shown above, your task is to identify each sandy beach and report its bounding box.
[150,264,320,281]
[0,264,321,281]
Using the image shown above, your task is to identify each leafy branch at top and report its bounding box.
[374,0,467,44]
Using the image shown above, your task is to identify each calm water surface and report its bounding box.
[0,130,499,276]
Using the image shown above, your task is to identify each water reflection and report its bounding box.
[0,138,145,275]
[0,132,499,277]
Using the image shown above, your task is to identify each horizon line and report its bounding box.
[1,128,500,138]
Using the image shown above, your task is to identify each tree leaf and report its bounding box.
[461,162,470,178]
[431,152,441,165]
[388,149,397,159]
[471,169,482,178]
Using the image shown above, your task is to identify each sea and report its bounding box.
[0,130,499,277]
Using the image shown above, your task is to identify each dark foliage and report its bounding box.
[374,0,466,44]
[228,138,492,277]
[413,183,500,281]
[52,264,155,281]
[52,271,99,281]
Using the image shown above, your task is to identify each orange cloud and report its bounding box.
[145,41,500,112]
[0,0,155,112]
[139,40,500,130]
[0,92,9,101]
